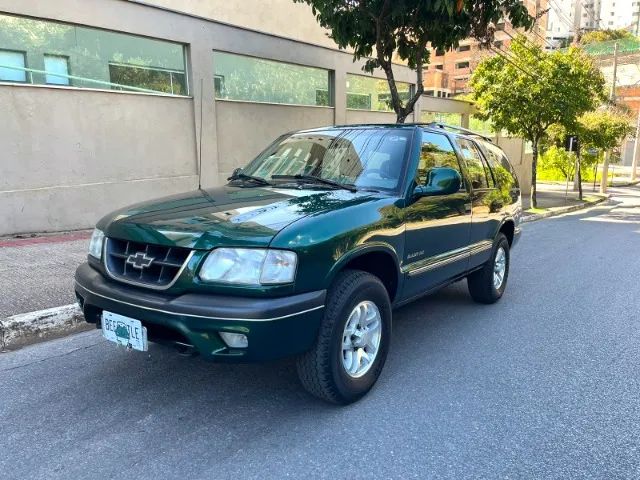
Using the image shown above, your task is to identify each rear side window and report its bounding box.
[477,141,519,189]
[419,132,463,186]
[454,138,494,189]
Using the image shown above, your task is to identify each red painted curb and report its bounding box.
[0,231,92,248]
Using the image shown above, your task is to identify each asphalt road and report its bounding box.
[2,186,640,480]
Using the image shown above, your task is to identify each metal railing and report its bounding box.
[0,63,186,96]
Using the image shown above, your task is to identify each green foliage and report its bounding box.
[296,0,534,122]
[470,36,605,143]
[577,109,634,152]
[580,29,634,45]
[470,35,605,206]
[538,146,576,180]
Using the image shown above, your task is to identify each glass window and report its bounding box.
[455,138,493,189]
[421,111,462,126]
[456,61,470,69]
[0,49,26,82]
[419,132,463,186]
[346,74,411,112]
[243,129,412,192]
[0,13,187,95]
[213,51,331,107]
[44,55,69,85]
[476,140,519,189]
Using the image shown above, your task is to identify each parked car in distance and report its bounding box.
[75,123,521,404]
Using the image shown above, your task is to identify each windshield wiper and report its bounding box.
[271,174,357,192]
[227,168,272,187]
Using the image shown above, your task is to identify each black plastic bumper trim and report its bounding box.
[74,263,325,322]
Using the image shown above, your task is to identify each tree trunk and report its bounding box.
[530,140,538,209]
[577,153,583,200]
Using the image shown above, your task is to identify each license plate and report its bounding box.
[101,311,148,352]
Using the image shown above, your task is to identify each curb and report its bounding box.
[521,195,608,223]
[0,304,92,352]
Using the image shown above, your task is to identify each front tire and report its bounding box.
[467,233,510,304]
[296,270,391,404]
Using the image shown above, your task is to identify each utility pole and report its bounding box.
[600,42,618,194]
[572,27,582,192]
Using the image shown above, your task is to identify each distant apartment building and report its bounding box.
[423,0,545,97]
[545,0,639,48]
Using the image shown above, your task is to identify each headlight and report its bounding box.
[199,248,297,285]
[88,228,105,259]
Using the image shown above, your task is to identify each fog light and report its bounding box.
[219,332,248,348]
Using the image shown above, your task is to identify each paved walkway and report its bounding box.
[0,232,90,318]
[522,181,605,210]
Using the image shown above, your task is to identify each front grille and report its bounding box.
[105,238,192,289]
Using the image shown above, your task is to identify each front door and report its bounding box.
[401,131,472,300]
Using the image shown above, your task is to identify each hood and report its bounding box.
[98,185,380,249]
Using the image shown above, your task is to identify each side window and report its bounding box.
[455,138,494,189]
[419,132,463,186]
[479,141,520,189]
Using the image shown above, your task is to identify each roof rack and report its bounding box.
[420,122,493,141]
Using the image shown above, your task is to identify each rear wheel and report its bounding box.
[467,233,510,304]
[296,270,391,404]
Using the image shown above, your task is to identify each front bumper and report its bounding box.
[74,263,326,361]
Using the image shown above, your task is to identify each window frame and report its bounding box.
[43,54,71,86]
[0,49,28,84]
[213,50,333,107]
[0,13,189,96]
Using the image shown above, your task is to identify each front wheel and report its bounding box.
[467,233,510,304]
[296,270,392,404]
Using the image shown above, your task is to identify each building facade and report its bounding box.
[0,0,477,236]
[545,0,640,48]
[422,0,546,96]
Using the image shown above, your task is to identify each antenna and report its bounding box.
[197,77,204,190]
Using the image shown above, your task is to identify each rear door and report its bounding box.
[452,137,501,268]
[401,130,472,299]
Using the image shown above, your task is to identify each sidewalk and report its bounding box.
[522,182,608,214]
[0,181,625,349]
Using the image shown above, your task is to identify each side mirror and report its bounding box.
[414,167,462,197]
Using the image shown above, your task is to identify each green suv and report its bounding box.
[75,123,521,404]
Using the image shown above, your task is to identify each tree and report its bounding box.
[579,29,634,45]
[469,35,605,207]
[578,108,634,188]
[295,0,534,123]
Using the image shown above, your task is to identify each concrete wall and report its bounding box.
[214,101,334,183]
[0,0,477,235]
[0,84,198,233]
[493,136,532,196]
[130,0,338,50]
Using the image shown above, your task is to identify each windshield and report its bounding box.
[241,128,413,192]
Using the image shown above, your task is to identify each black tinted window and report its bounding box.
[419,132,462,185]
[455,138,494,189]
[477,141,519,189]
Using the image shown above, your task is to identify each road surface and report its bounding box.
[2,186,639,479]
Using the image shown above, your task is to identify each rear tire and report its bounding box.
[296,270,391,404]
[467,233,510,304]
